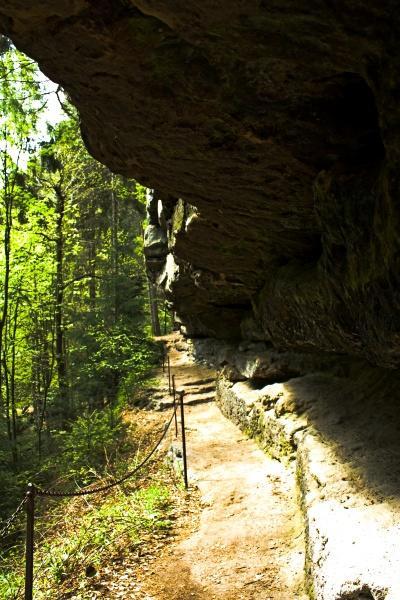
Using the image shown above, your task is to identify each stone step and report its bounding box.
[153,383,215,401]
[181,377,215,387]
[173,383,215,395]
[157,391,215,411]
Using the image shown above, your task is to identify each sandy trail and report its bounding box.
[93,337,307,599]
[139,342,307,600]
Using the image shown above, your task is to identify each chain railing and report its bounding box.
[35,409,176,499]
[0,345,189,600]
[0,497,27,540]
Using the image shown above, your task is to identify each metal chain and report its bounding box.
[0,496,27,539]
[35,407,176,498]
[2,355,179,600]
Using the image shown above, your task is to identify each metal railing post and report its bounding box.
[167,356,171,394]
[179,391,189,489]
[172,375,178,437]
[24,483,35,600]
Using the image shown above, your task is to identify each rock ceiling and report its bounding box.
[1,1,400,366]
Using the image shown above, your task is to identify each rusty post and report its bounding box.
[172,375,178,437]
[24,483,35,600]
[179,391,189,489]
[167,355,171,394]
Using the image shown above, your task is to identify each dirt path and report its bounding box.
[137,337,308,600]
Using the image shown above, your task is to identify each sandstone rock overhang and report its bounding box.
[1,1,399,366]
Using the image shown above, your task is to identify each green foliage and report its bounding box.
[0,560,23,600]
[0,479,173,599]
[36,483,171,597]
[0,44,167,600]
[0,44,155,519]
[54,410,124,482]
[0,39,43,143]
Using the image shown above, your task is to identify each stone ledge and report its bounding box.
[216,374,400,599]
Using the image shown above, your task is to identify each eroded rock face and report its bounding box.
[216,369,400,598]
[143,224,168,272]
[1,1,400,365]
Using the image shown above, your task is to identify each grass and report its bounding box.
[35,481,173,599]
[0,409,182,600]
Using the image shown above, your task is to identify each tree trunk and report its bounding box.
[0,142,11,412]
[110,174,119,323]
[9,295,19,461]
[88,196,97,307]
[54,185,69,422]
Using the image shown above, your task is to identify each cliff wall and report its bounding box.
[1,1,400,366]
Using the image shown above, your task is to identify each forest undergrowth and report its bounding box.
[0,399,186,599]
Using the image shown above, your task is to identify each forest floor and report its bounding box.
[88,334,308,599]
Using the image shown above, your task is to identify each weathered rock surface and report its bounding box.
[143,224,168,272]
[2,2,400,365]
[189,336,349,382]
[217,368,400,599]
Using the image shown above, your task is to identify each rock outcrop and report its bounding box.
[217,367,400,599]
[2,1,400,365]
[143,224,168,272]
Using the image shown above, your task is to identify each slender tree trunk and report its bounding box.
[2,349,17,463]
[88,241,96,306]
[110,174,119,323]
[31,276,44,456]
[88,196,97,308]
[109,174,120,407]
[9,295,19,459]
[31,304,54,460]
[0,143,11,411]
[38,314,55,455]
[2,352,12,444]
[54,185,69,422]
